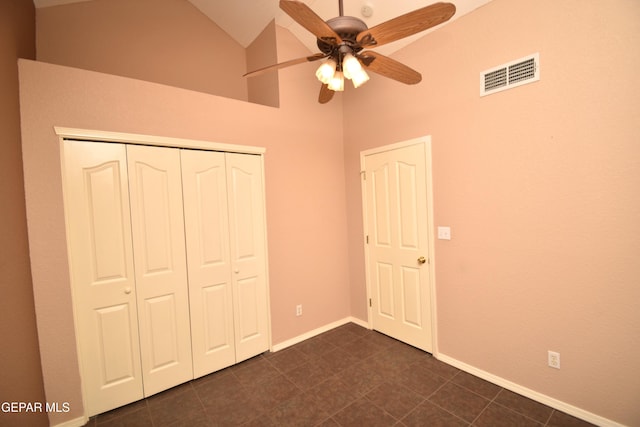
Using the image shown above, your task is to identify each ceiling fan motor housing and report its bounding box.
[317,16,368,55]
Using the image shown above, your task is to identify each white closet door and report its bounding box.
[226,153,270,361]
[181,149,236,378]
[126,145,193,396]
[62,141,143,416]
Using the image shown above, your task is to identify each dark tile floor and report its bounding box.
[84,323,596,426]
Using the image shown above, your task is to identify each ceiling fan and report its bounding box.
[244,0,456,104]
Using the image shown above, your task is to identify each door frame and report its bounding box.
[360,136,438,356]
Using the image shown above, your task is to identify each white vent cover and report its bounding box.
[480,53,540,96]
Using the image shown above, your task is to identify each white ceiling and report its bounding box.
[33,0,493,55]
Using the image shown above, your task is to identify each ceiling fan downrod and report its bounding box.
[338,0,344,17]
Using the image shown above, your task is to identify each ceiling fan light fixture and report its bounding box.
[316,58,337,84]
[328,70,345,91]
[247,1,457,103]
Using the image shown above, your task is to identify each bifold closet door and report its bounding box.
[181,149,236,377]
[64,142,269,415]
[126,145,193,396]
[62,141,143,416]
[226,153,269,362]
[182,150,269,375]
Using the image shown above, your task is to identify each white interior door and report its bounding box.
[126,145,193,396]
[62,141,143,416]
[181,149,236,378]
[226,153,270,362]
[362,140,434,352]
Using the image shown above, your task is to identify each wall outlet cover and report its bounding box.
[437,226,451,240]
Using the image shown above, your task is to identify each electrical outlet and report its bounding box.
[548,351,560,369]
[296,305,302,317]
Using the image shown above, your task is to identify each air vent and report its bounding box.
[480,53,539,96]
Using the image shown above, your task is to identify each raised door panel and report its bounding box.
[181,149,235,377]
[126,145,193,396]
[62,141,142,416]
[371,164,392,248]
[375,262,395,319]
[225,153,269,362]
[370,163,397,325]
[395,159,427,333]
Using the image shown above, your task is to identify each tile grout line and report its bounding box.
[415,370,473,426]
[467,381,505,426]
[543,409,557,426]
[190,379,212,426]
[467,387,551,427]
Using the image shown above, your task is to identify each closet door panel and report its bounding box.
[62,141,142,416]
[127,145,193,395]
[145,294,180,372]
[94,304,138,384]
[226,153,270,361]
[236,276,261,341]
[181,150,235,377]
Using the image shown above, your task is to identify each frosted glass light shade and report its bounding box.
[351,68,370,88]
[342,54,361,80]
[342,53,370,88]
[327,71,344,91]
[315,59,336,84]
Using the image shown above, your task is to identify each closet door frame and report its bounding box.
[56,127,265,154]
[56,127,272,414]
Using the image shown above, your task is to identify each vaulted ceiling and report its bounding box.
[33,0,493,55]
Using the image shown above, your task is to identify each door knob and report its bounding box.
[417,256,426,265]
[124,287,132,294]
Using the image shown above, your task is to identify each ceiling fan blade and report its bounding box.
[244,53,326,78]
[280,0,343,45]
[357,2,455,48]
[359,52,422,85]
[319,84,334,104]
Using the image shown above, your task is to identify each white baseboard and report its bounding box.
[348,316,369,329]
[436,353,623,427]
[271,316,368,352]
[51,414,88,427]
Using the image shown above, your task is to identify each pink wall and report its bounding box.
[343,0,640,425]
[20,28,348,425]
[246,20,280,107]
[0,1,48,427]
[36,0,248,101]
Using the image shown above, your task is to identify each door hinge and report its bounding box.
[360,171,366,180]
[366,235,369,244]
[369,298,372,307]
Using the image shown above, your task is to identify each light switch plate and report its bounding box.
[437,226,451,240]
